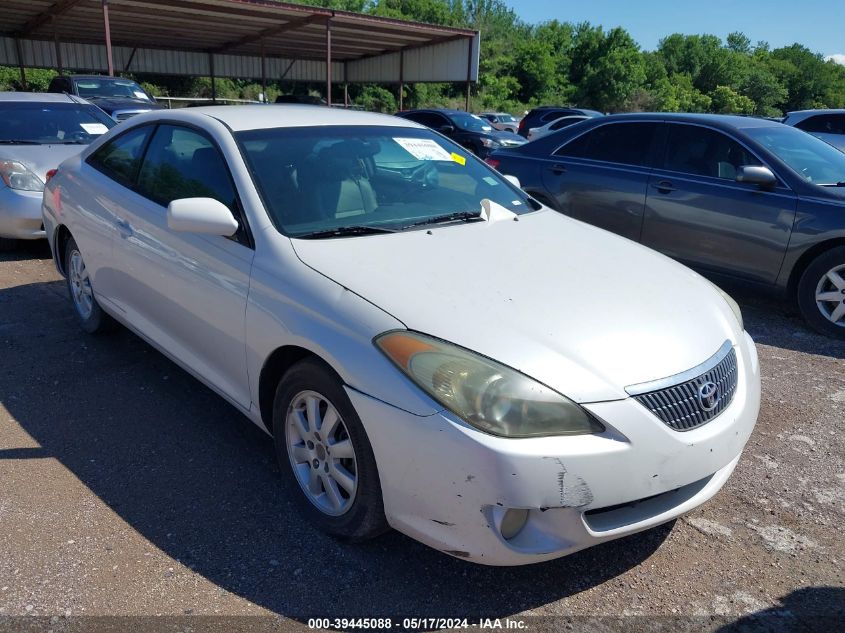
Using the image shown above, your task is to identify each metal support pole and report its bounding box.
[399,49,404,111]
[325,18,332,106]
[14,38,27,90]
[260,38,267,102]
[343,61,349,107]
[52,17,63,74]
[209,53,217,103]
[465,36,473,112]
[102,0,114,76]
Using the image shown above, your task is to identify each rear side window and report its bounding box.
[555,122,659,167]
[795,114,845,135]
[663,124,762,180]
[87,125,153,187]
[137,124,237,210]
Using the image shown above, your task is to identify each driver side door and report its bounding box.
[641,123,797,284]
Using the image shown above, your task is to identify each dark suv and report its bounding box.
[395,109,525,158]
[488,113,845,338]
[48,75,163,122]
[517,106,604,138]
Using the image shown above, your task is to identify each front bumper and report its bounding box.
[348,332,760,565]
[0,187,45,240]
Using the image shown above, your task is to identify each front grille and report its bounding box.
[628,342,738,431]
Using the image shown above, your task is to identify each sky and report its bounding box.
[502,0,844,64]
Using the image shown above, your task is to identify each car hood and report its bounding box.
[0,144,91,181]
[88,97,162,113]
[291,210,741,403]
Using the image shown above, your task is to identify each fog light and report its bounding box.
[500,508,529,540]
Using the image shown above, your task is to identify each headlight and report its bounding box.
[375,331,604,438]
[710,282,743,331]
[479,137,500,149]
[0,160,44,192]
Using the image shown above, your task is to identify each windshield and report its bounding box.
[74,78,152,101]
[236,125,537,238]
[746,126,845,185]
[497,114,517,123]
[0,102,115,144]
[451,113,494,133]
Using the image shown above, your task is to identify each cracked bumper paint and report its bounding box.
[347,332,760,566]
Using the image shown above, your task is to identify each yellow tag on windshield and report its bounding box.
[451,152,466,166]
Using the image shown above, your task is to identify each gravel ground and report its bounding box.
[0,243,843,631]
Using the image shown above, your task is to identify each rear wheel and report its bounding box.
[64,237,112,334]
[797,246,845,339]
[272,358,388,541]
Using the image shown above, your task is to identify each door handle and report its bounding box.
[547,164,567,175]
[115,218,134,238]
[652,180,676,193]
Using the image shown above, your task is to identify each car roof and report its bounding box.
[0,91,79,103]
[401,108,473,116]
[60,75,133,81]
[133,105,425,132]
[598,112,785,130]
[786,109,845,117]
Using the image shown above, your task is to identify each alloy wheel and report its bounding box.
[69,250,94,320]
[815,264,845,328]
[285,390,358,516]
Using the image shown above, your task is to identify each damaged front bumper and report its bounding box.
[347,332,760,566]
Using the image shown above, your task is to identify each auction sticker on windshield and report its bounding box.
[80,123,109,135]
[395,138,453,161]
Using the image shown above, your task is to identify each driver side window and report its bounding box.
[87,125,153,187]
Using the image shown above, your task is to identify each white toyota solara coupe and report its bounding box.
[42,106,760,565]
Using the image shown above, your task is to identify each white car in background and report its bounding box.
[43,106,760,565]
[481,112,521,133]
[0,92,113,250]
[527,115,592,141]
[783,109,845,152]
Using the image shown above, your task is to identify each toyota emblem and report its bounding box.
[697,381,720,411]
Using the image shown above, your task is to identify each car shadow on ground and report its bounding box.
[0,240,53,263]
[1,279,674,620]
[717,586,845,632]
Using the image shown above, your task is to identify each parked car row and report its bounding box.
[41,105,760,565]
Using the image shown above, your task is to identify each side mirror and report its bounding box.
[439,124,455,134]
[503,174,521,189]
[736,165,777,189]
[167,197,238,236]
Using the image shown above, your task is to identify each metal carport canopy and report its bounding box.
[0,0,480,106]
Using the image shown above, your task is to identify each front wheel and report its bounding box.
[64,237,112,334]
[272,358,388,541]
[797,246,845,339]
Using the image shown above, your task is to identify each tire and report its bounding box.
[272,358,388,541]
[64,237,112,334]
[796,246,845,339]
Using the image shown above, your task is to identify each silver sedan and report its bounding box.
[0,92,114,249]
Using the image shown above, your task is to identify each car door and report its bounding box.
[642,123,798,284]
[75,124,156,312]
[109,123,255,408]
[540,121,662,241]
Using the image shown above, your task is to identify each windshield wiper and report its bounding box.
[399,210,484,230]
[0,140,40,145]
[296,225,398,239]
[819,182,845,187]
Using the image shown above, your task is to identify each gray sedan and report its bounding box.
[0,92,114,249]
[487,113,845,338]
